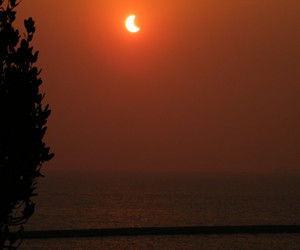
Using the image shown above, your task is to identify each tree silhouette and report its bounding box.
[0,0,54,248]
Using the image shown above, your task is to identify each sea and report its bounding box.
[21,171,300,249]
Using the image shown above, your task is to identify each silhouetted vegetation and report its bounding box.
[0,0,54,248]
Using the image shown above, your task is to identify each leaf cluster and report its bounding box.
[0,1,54,248]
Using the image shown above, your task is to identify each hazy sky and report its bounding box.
[18,0,300,172]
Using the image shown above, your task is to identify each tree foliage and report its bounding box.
[0,0,54,248]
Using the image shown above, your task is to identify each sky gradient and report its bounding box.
[18,0,300,173]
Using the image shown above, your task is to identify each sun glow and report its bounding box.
[125,15,140,33]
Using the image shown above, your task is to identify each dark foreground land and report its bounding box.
[21,225,300,239]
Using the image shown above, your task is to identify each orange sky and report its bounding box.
[18,0,300,173]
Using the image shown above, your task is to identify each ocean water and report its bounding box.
[21,171,300,249]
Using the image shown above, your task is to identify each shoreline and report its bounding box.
[21,225,300,239]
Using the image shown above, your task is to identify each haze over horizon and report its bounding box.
[18,0,299,173]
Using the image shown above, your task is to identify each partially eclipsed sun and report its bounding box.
[125,15,140,33]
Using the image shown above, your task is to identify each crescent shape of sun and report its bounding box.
[125,15,140,33]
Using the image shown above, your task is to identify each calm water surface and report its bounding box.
[21,171,300,249]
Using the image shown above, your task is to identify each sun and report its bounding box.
[125,15,140,33]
